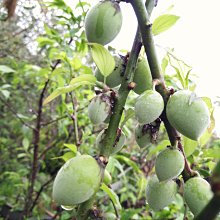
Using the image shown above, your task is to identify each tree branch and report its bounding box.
[24,38,73,217]
[70,92,81,147]
[76,2,155,219]
[99,27,142,157]
[129,0,194,180]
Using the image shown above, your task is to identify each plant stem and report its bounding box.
[76,2,156,218]
[70,92,81,147]
[24,79,49,217]
[99,28,142,157]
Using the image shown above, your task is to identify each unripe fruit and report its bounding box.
[184,177,213,216]
[52,155,102,206]
[95,55,124,88]
[135,90,164,124]
[135,124,151,148]
[146,175,177,211]
[155,148,185,181]
[96,129,126,155]
[88,93,112,124]
[133,58,153,95]
[85,1,122,45]
[166,90,210,140]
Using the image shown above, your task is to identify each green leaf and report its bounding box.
[152,14,180,36]
[52,152,75,162]
[100,183,122,210]
[171,64,185,89]
[146,140,170,159]
[89,43,115,77]
[114,155,140,173]
[183,136,198,157]
[203,148,220,159]
[199,130,212,147]
[161,56,168,73]
[63,144,77,153]
[185,69,192,89]
[137,173,147,199]
[120,108,135,128]
[37,37,55,47]
[201,97,215,133]
[43,75,96,105]
[0,90,10,99]
[0,65,16,73]
[69,74,96,85]
[22,138,29,151]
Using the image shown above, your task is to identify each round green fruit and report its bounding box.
[155,148,185,181]
[135,90,164,124]
[135,124,151,148]
[146,175,177,211]
[133,58,152,95]
[166,90,210,140]
[85,1,122,45]
[88,93,111,124]
[184,177,213,216]
[95,55,124,88]
[52,155,102,206]
[96,129,126,155]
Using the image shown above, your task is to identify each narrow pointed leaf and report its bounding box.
[152,14,180,36]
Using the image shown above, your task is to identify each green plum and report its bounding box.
[135,124,152,148]
[184,177,213,216]
[85,1,122,45]
[52,155,102,206]
[133,58,152,94]
[88,93,112,124]
[146,175,177,211]
[135,90,164,124]
[166,90,210,140]
[155,148,185,181]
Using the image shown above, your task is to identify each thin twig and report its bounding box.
[30,176,55,212]
[24,37,74,216]
[0,96,35,130]
[79,0,86,14]
[70,92,81,147]
[41,115,68,126]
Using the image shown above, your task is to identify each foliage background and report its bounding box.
[0,0,219,219]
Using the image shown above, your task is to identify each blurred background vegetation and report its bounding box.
[0,0,219,219]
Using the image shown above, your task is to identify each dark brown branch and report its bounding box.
[24,38,73,217]
[24,79,50,216]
